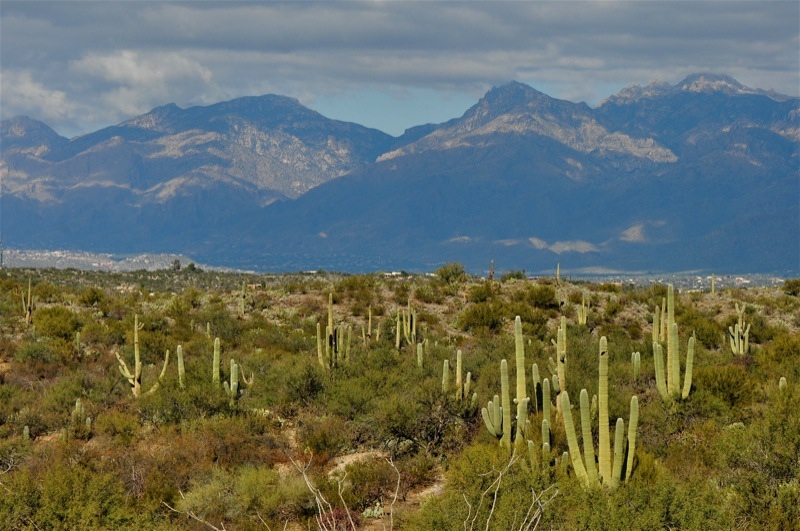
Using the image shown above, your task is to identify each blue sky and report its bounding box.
[1,1,798,138]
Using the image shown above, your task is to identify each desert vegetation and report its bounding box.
[0,265,798,529]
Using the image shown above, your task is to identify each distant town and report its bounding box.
[0,247,789,290]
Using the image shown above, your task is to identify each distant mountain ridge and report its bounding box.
[2,73,798,274]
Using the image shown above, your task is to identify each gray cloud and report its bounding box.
[2,1,797,137]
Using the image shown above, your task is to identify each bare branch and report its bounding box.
[384,456,401,531]
[163,494,227,531]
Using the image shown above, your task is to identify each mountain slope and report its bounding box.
[2,74,797,274]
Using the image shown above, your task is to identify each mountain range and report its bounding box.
[1,73,798,274]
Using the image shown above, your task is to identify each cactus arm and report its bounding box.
[514,316,528,408]
[598,336,611,484]
[669,322,680,397]
[177,345,185,389]
[212,337,221,386]
[666,285,675,393]
[561,391,590,488]
[500,359,512,449]
[542,378,551,429]
[611,418,625,489]
[143,349,170,396]
[515,397,529,448]
[531,363,541,413]
[681,333,695,399]
[653,342,669,401]
[455,350,463,400]
[580,389,600,487]
[625,396,639,482]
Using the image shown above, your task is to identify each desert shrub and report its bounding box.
[137,379,230,425]
[414,283,445,304]
[757,331,800,379]
[783,278,800,296]
[524,283,559,310]
[693,364,754,410]
[678,307,723,349]
[28,462,136,529]
[716,383,800,528]
[341,457,398,510]
[77,286,106,307]
[435,262,467,285]
[457,301,506,332]
[14,340,55,363]
[176,466,314,527]
[33,306,80,340]
[409,441,553,530]
[466,281,495,303]
[299,415,351,457]
[393,282,410,305]
[94,408,139,445]
[279,360,326,410]
[500,269,526,281]
[32,281,64,303]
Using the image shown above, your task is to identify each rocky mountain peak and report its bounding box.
[677,73,751,95]
[1,116,67,153]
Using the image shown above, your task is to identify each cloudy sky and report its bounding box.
[1,1,798,138]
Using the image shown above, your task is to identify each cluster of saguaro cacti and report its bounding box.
[317,294,351,368]
[442,349,476,404]
[20,278,33,326]
[116,314,170,398]
[395,301,417,349]
[224,358,253,405]
[561,337,639,489]
[481,358,514,449]
[729,303,750,355]
[577,292,589,326]
[549,316,567,415]
[631,351,641,381]
[482,316,536,450]
[652,285,695,402]
[360,305,376,346]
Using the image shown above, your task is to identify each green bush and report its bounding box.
[524,283,559,310]
[33,306,80,340]
[435,262,467,285]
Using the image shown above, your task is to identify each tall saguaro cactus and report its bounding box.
[481,359,513,449]
[729,303,750,355]
[653,286,696,402]
[561,336,639,489]
[116,314,169,398]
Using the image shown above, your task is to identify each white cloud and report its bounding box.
[0,70,78,122]
[68,50,217,124]
[527,236,600,254]
[1,1,797,136]
[549,240,599,254]
[620,224,647,243]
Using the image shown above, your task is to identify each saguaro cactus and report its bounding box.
[116,315,169,398]
[577,292,589,325]
[481,359,513,449]
[729,303,750,355]
[212,337,221,386]
[653,286,696,402]
[561,336,639,489]
[177,345,186,389]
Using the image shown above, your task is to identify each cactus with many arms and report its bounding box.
[116,314,169,398]
[561,336,639,489]
[729,303,750,355]
[481,359,513,449]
